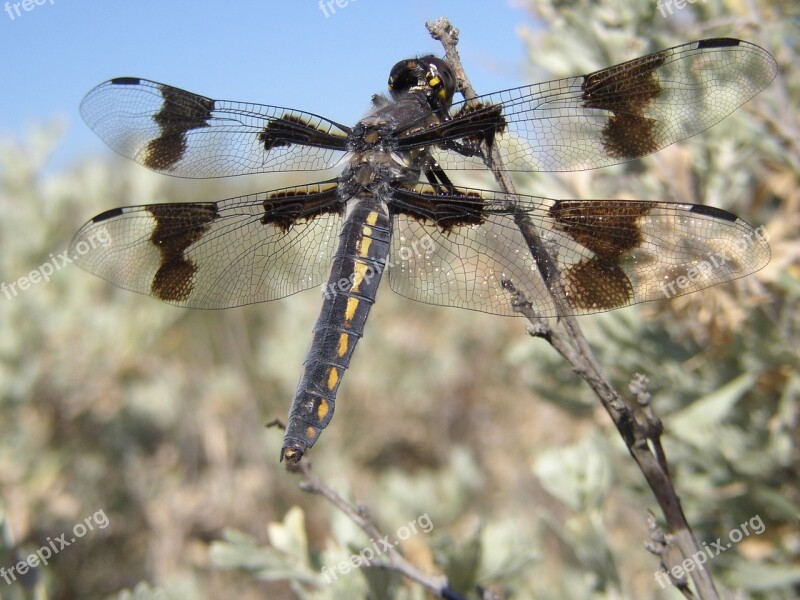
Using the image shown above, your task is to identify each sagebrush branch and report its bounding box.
[426,16,718,600]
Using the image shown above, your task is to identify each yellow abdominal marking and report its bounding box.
[306,426,317,440]
[344,296,359,324]
[326,367,339,391]
[366,211,379,226]
[337,332,349,357]
[358,233,373,256]
[350,261,370,294]
[317,397,330,420]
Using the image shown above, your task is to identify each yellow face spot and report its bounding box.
[317,398,330,420]
[344,296,359,325]
[427,73,448,101]
[366,211,379,226]
[326,367,339,391]
[350,261,370,294]
[337,332,349,357]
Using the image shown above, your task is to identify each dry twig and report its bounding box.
[292,460,473,599]
[427,16,719,600]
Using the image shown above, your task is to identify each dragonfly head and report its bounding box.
[388,56,457,112]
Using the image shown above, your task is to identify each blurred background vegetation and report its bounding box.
[0,0,798,598]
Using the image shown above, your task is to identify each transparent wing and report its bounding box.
[80,78,351,178]
[388,184,770,317]
[397,38,777,172]
[70,182,344,308]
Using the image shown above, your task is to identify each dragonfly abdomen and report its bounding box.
[281,196,392,462]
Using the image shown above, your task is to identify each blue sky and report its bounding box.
[0,1,535,173]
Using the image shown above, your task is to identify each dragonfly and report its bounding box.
[71,38,776,462]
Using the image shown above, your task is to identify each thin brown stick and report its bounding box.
[292,461,471,599]
[426,16,719,600]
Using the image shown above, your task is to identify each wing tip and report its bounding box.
[697,38,742,49]
[90,206,127,224]
[109,76,142,86]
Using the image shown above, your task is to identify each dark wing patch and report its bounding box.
[397,101,506,154]
[396,39,776,173]
[148,203,217,302]
[70,181,345,308]
[549,200,653,310]
[144,86,215,171]
[80,78,350,178]
[549,200,650,257]
[581,50,665,159]
[261,182,342,233]
[259,114,349,152]
[392,183,486,232]
[559,258,633,312]
[387,186,770,317]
